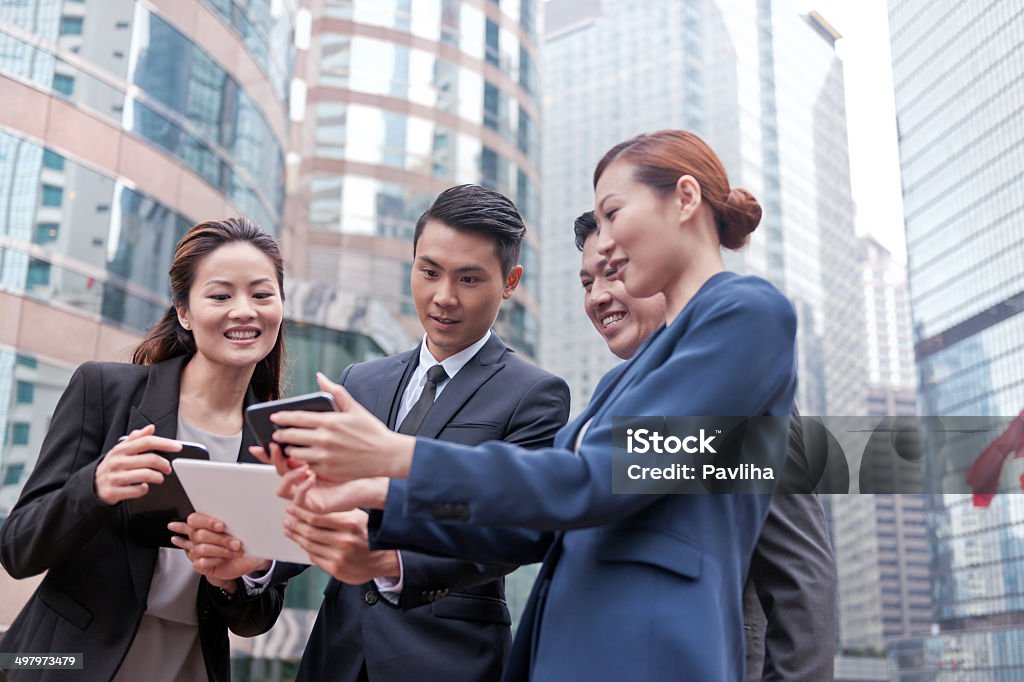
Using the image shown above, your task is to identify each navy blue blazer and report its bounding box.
[385,273,798,681]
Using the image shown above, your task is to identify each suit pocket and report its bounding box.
[430,593,511,625]
[38,579,93,630]
[439,423,503,445]
[595,527,703,580]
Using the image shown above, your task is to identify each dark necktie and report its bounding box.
[397,364,449,435]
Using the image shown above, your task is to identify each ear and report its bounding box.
[675,175,702,223]
[502,264,523,300]
[175,304,191,331]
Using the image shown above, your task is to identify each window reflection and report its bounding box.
[0,350,75,515]
[0,129,212,333]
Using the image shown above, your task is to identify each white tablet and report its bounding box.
[172,459,309,564]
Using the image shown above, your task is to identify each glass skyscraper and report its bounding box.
[888,0,1024,677]
[290,0,542,356]
[0,5,404,672]
[540,0,863,419]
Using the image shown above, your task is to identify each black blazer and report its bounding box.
[283,333,570,682]
[0,355,285,682]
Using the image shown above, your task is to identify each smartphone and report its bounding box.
[245,391,337,453]
[126,441,210,548]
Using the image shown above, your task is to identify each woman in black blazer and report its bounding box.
[0,218,287,681]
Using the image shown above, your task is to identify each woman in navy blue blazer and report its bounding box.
[271,131,798,682]
[0,218,287,681]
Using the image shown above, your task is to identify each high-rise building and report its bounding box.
[289,0,543,356]
[540,0,864,419]
[887,0,1024,677]
[0,2,406,667]
[831,239,931,655]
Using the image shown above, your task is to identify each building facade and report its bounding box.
[289,0,542,355]
[0,5,407,677]
[888,0,1024,677]
[833,238,930,655]
[540,0,864,418]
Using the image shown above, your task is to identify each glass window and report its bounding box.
[11,423,30,446]
[16,381,34,404]
[26,259,51,288]
[480,147,499,189]
[16,354,37,369]
[52,73,74,96]
[42,150,65,170]
[484,82,500,130]
[3,463,25,486]
[59,16,84,36]
[485,19,499,67]
[41,185,63,207]
[33,223,59,245]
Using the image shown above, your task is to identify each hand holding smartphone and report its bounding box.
[245,391,338,454]
[126,441,210,547]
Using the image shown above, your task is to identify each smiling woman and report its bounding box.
[0,218,288,682]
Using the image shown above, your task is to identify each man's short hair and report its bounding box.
[573,210,597,252]
[414,184,525,276]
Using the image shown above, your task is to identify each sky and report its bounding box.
[802,0,908,263]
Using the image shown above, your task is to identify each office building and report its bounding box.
[888,0,1024,677]
[540,0,864,418]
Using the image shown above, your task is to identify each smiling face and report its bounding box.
[176,241,283,372]
[411,220,522,361]
[580,233,666,360]
[593,159,691,301]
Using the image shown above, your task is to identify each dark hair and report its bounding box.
[132,217,286,401]
[413,184,525,276]
[593,130,761,250]
[573,210,598,251]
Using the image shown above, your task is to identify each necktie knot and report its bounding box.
[425,364,448,386]
[397,364,449,435]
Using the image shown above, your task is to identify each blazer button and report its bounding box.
[364,590,379,605]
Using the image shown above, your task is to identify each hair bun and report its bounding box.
[719,187,762,249]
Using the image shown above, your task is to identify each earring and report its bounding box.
[181,320,190,330]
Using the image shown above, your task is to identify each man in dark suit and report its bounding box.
[574,210,837,681]
[253,184,570,681]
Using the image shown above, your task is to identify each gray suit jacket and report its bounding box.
[280,333,570,682]
[744,413,837,681]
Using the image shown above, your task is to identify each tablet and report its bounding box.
[172,459,309,563]
[126,441,210,548]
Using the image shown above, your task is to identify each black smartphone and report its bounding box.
[245,391,337,453]
[126,441,209,548]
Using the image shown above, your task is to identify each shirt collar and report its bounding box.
[418,330,492,380]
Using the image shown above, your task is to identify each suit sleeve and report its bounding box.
[390,373,570,609]
[205,577,288,637]
[371,480,553,565]
[0,363,118,579]
[750,493,837,681]
[402,285,797,531]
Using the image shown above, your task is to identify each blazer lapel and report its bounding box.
[126,354,188,440]
[238,386,259,463]
[122,355,188,606]
[376,348,418,428]
[415,333,505,439]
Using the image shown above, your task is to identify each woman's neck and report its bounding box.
[664,253,725,325]
[177,355,254,435]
